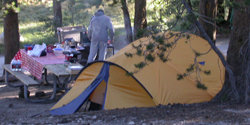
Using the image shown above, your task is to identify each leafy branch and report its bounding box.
[3,2,20,16]
[125,31,182,74]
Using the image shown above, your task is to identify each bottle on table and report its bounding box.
[10,59,22,71]
[27,46,32,55]
[10,59,17,71]
[16,60,22,71]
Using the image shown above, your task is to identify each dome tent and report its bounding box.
[50,32,225,116]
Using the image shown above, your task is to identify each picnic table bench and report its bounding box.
[44,63,82,92]
[2,49,85,103]
[2,64,57,103]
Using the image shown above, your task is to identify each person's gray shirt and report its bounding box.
[88,11,115,42]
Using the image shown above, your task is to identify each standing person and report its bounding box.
[87,9,115,63]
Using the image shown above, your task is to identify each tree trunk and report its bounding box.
[53,0,62,37]
[224,0,250,103]
[134,0,147,40]
[244,28,250,104]
[4,0,20,64]
[182,0,239,102]
[121,0,133,43]
[198,0,217,43]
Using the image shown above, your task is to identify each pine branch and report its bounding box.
[182,0,240,102]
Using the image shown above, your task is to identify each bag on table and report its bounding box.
[29,43,47,57]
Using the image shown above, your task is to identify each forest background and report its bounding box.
[0,0,161,54]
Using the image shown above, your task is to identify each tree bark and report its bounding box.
[225,0,250,103]
[182,0,239,102]
[121,0,133,43]
[53,0,62,37]
[244,27,250,104]
[198,0,217,43]
[4,0,20,64]
[134,0,147,40]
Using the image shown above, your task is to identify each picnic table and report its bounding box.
[44,63,82,92]
[2,49,83,103]
[19,49,65,80]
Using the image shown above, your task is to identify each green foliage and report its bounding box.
[136,49,142,56]
[175,60,212,90]
[60,0,126,26]
[218,27,230,34]
[165,43,173,48]
[216,17,225,24]
[186,64,195,72]
[158,45,166,51]
[131,43,142,49]
[196,82,207,90]
[146,54,155,62]
[177,73,186,80]
[19,22,58,47]
[147,0,190,31]
[125,52,133,57]
[153,35,164,45]
[114,27,127,36]
[3,2,20,16]
[126,72,134,76]
[134,62,146,69]
[203,70,211,75]
[17,2,52,24]
[186,34,191,39]
[136,28,147,38]
[190,0,199,11]
[61,0,104,26]
[158,52,168,62]
[146,42,154,52]
[245,0,250,5]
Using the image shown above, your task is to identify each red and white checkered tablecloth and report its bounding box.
[14,49,65,80]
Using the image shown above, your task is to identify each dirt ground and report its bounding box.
[1,78,250,125]
[2,35,249,125]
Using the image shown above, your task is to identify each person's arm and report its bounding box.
[87,23,92,41]
[108,20,115,43]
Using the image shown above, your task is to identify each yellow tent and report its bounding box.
[50,32,225,115]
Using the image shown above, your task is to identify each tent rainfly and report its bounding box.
[50,32,225,116]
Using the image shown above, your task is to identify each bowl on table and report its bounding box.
[53,48,64,56]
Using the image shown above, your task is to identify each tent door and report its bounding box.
[88,80,106,111]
